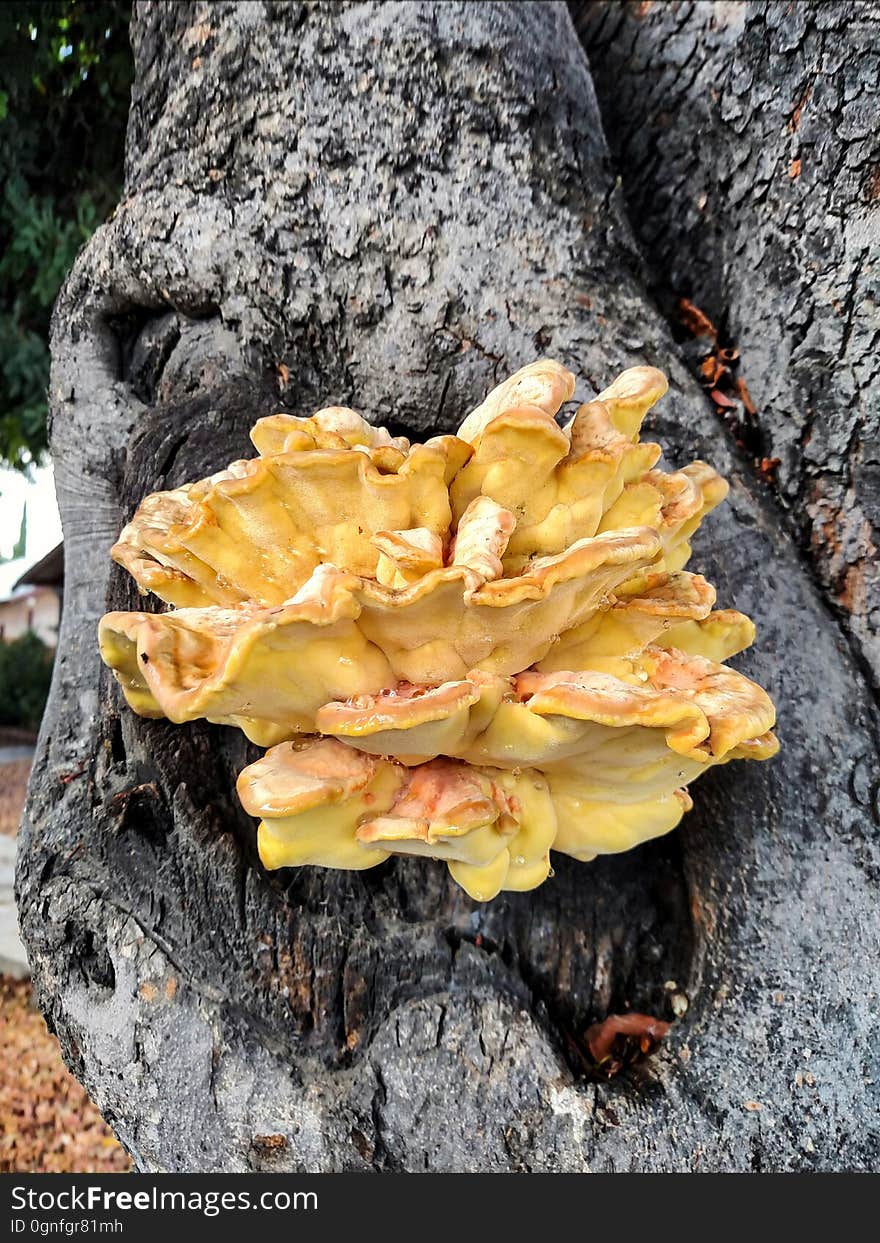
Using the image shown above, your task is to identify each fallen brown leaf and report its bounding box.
[709,388,738,409]
[584,1012,672,1072]
[678,297,718,340]
[733,375,758,416]
[700,355,725,386]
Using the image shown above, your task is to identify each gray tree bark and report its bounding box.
[18,0,880,1171]
[573,0,880,687]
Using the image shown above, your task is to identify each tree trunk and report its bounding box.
[573,0,880,687]
[18,0,880,1172]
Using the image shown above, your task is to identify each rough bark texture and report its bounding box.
[18,0,880,1172]
[573,0,880,687]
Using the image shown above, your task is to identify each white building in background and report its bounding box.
[0,584,59,647]
[0,544,63,648]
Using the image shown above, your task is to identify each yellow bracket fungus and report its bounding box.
[100,360,778,900]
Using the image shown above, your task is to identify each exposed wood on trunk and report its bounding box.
[17,0,880,1171]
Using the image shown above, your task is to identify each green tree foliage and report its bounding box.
[0,2,132,470]
[0,630,54,732]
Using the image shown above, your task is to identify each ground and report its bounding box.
[0,758,31,837]
[0,975,130,1173]
[1,744,129,1173]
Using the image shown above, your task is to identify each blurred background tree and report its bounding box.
[0,631,54,733]
[0,1,132,471]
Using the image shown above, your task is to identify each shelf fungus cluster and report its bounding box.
[99,360,778,900]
